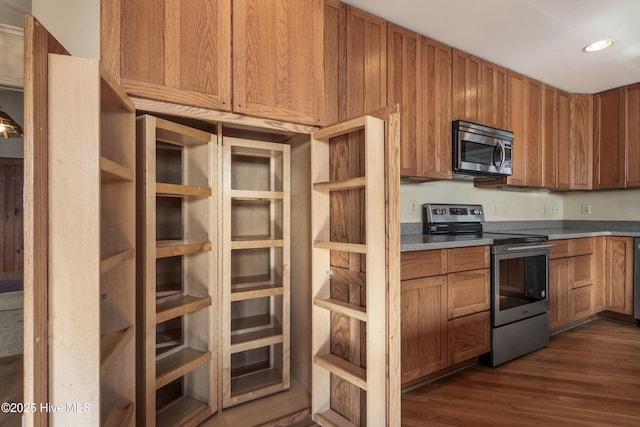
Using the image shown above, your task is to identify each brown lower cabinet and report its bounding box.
[401,246,490,385]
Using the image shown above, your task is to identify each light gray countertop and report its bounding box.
[400,226,640,252]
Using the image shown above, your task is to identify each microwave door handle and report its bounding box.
[493,140,506,168]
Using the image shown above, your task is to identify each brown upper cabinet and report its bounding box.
[102,0,232,111]
[452,50,508,129]
[555,90,571,189]
[103,0,324,126]
[569,94,594,189]
[542,85,557,188]
[594,87,627,189]
[628,83,640,187]
[506,72,542,187]
[233,0,324,125]
[389,24,452,180]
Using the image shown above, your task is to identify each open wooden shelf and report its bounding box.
[156,295,211,324]
[229,189,284,200]
[102,403,135,427]
[156,182,212,197]
[100,248,135,275]
[231,283,284,302]
[313,354,367,391]
[156,347,211,390]
[312,176,366,192]
[230,315,283,354]
[313,298,367,322]
[100,156,134,182]
[155,241,212,258]
[313,240,367,254]
[156,396,211,427]
[231,367,285,398]
[230,238,284,250]
[314,409,358,427]
[101,326,134,373]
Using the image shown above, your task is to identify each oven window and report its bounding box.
[460,140,498,166]
[497,254,547,311]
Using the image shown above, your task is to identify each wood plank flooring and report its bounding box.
[402,319,640,426]
[0,354,22,427]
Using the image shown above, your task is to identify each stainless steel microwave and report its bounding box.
[452,120,514,177]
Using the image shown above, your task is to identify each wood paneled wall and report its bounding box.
[0,159,23,273]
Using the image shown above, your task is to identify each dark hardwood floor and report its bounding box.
[0,354,22,427]
[402,318,640,426]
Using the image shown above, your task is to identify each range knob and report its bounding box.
[432,208,446,215]
[471,208,483,215]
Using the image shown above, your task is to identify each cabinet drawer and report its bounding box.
[570,286,592,320]
[568,237,593,257]
[447,246,489,273]
[448,311,490,365]
[549,240,568,259]
[570,254,593,289]
[401,250,447,280]
[447,269,490,319]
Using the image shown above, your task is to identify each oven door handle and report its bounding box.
[502,243,554,251]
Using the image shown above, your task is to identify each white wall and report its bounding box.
[564,188,640,221]
[32,0,99,58]
[401,180,564,223]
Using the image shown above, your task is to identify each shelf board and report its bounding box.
[156,347,211,390]
[312,176,366,192]
[314,409,358,427]
[100,248,135,275]
[100,156,134,182]
[231,367,285,399]
[157,395,211,427]
[156,241,212,259]
[314,353,367,391]
[156,295,211,324]
[230,238,284,250]
[102,402,134,427]
[230,315,283,354]
[231,283,284,302]
[313,240,367,254]
[101,326,134,373]
[156,182,212,198]
[229,189,284,200]
[314,298,367,322]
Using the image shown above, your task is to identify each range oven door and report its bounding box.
[492,244,551,327]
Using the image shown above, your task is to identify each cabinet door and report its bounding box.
[448,311,490,365]
[233,0,324,125]
[606,237,634,314]
[419,36,453,179]
[507,71,527,186]
[569,94,594,189]
[526,78,543,187]
[480,60,509,129]
[549,258,570,331]
[627,83,640,187]
[447,269,490,319]
[591,237,607,313]
[556,90,571,189]
[542,85,557,188]
[594,87,627,189]
[570,286,593,321]
[388,24,420,177]
[401,276,448,384]
[108,0,232,111]
[452,49,481,123]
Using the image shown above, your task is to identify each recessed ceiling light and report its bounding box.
[583,38,615,53]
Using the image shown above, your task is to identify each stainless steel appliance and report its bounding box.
[452,120,514,177]
[424,203,551,366]
[634,238,639,326]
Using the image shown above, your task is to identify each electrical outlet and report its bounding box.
[581,203,591,215]
[551,205,560,215]
[410,200,418,215]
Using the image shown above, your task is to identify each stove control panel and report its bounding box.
[423,203,485,224]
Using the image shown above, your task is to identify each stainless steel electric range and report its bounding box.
[423,203,552,366]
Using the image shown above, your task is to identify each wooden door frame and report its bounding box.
[23,15,68,427]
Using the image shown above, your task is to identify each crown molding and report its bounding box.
[0,23,23,42]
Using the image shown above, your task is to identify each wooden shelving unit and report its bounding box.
[311,113,400,426]
[222,137,291,408]
[47,54,136,426]
[137,115,218,426]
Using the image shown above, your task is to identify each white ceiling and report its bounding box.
[0,0,30,28]
[343,0,640,94]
